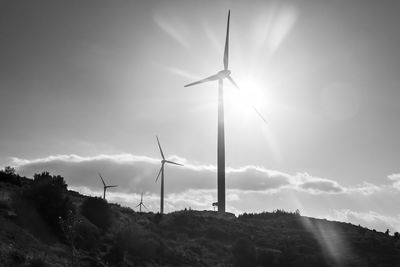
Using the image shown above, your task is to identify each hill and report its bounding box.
[1,171,400,266]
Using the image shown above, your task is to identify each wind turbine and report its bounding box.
[184,11,266,213]
[155,136,183,214]
[98,173,118,200]
[135,192,148,213]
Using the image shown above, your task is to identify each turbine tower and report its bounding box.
[155,136,183,214]
[98,173,118,200]
[184,11,266,213]
[135,192,148,213]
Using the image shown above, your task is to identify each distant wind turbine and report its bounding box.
[184,10,267,213]
[98,173,118,200]
[155,136,183,214]
[135,192,148,213]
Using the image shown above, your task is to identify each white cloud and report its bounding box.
[328,209,400,233]
[388,173,400,190]
[11,153,158,165]
[293,173,345,194]
[10,153,383,196]
[346,182,382,195]
[11,153,400,231]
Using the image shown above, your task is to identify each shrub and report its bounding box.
[17,172,73,238]
[81,197,112,230]
[205,225,230,241]
[153,212,162,224]
[0,166,21,185]
[27,257,49,267]
[9,249,26,265]
[394,232,400,240]
[257,248,282,267]
[232,238,257,267]
[109,224,160,264]
[0,199,10,210]
[171,211,203,231]
[74,219,101,251]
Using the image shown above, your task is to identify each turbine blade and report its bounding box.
[107,185,118,188]
[223,10,230,70]
[165,160,184,166]
[135,203,141,208]
[228,76,268,125]
[141,192,144,202]
[184,73,220,87]
[98,173,106,186]
[250,105,268,125]
[156,136,165,159]
[155,166,162,182]
[227,75,239,90]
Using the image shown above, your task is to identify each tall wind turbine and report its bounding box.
[98,173,118,200]
[155,136,183,214]
[184,11,266,213]
[135,192,148,213]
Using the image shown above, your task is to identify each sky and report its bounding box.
[1,0,400,232]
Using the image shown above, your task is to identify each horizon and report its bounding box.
[1,0,400,233]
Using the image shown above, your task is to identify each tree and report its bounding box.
[3,166,16,176]
[394,232,399,240]
[33,172,67,189]
[0,166,21,185]
[20,172,73,237]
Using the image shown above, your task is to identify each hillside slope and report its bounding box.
[1,174,400,267]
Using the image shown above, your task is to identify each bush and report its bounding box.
[232,238,257,267]
[205,225,231,241]
[17,172,73,238]
[27,257,49,267]
[153,212,162,224]
[74,219,101,251]
[107,224,160,265]
[0,199,10,210]
[9,249,26,265]
[257,248,282,267]
[394,232,399,240]
[0,166,21,185]
[81,197,112,230]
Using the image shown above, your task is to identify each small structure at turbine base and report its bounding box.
[212,202,218,211]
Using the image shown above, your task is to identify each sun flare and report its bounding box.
[225,75,269,123]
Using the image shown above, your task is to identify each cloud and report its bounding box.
[388,173,400,190]
[328,209,400,233]
[10,153,382,197]
[346,182,382,195]
[8,153,400,232]
[294,173,345,194]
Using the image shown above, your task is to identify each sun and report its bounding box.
[224,75,268,123]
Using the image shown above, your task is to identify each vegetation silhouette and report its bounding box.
[232,237,257,267]
[1,170,400,266]
[14,171,74,239]
[81,196,112,230]
[0,166,22,186]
